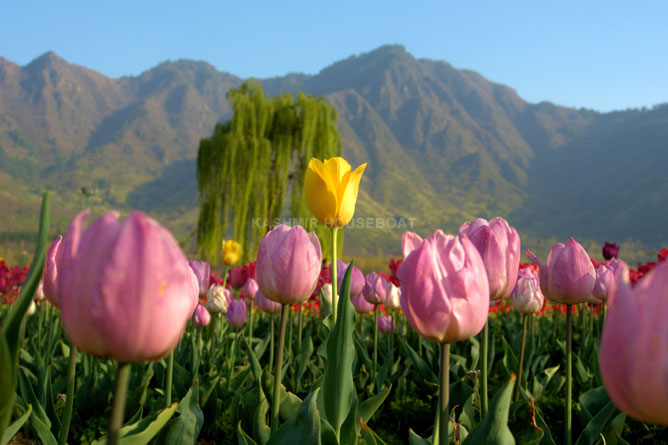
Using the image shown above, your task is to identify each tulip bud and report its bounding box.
[43,235,63,308]
[592,264,614,300]
[205,285,231,314]
[304,157,367,227]
[256,225,322,305]
[194,304,211,326]
[602,242,619,261]
[459,217,521,301]
[227,299,247,327]
[188,261,210,296]
[511,268,544,314]
[243,278,259,303]
[336,260,364,297]
[351,293,374,314]
[321,283,333,306]
[385,283,401,311]
[255,290,282,314]
[27,300,37,316]
[222,240,242,266]
[35,280,45,301]
[57,211,198,362]
[362,272,392,305]
[527,238,599,305]
[378,315,397,334]
[398,230,489,343]
[600,262,668,425]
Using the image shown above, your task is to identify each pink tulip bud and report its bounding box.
[385,283,401,310]
[256,224,322,305]
[205,285,231,314]
[243,278,259,302]
[459,217,521,301]
[321,283,333,306]
[527,238,599,305]
[188,261,210,296]
[227,299,247,327]
[398,230,489,343]
[43,235,63,307]
[194,304,211,326]
[336,260,365,297]
[350,293,374,314]
[511,268,544,314]
[255,289,282,314]
[378,315,397,334]
[57,211,198,362]
[362,272,392,305]
[592,264,614,300]
[600,261,668,425]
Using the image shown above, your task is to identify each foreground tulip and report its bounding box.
[527,237,597,445]
[600,262,668,425]
[256,224,322,305]
[222,240,242,266]
[337,260,364,297]
[304,157,367,228]
[226,299,247,327]
[362,272,392,305]
[351,292,374,314]
[194,304,211,326]
[58,211,198,362]
[189,261,210,297]
[398,230,489,445]
[378,315,396,334]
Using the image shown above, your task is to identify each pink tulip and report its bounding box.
[362,272,392,305]
[350,293,374,314]
[527,238,599,304]
[385,283,401,310]
[459,217,521,301]
[378,315,397,334]
[336,260,365,297]
[592,264,614,300]
[227,299,247,327]
[600,261,668,425]
[511,268,544,314]
[398,230,489,343]
[188,261,210,296]
[43,235,63,307]
[57,211,199,362]
[256,224,322,305]
[255,290,283,314]
[401,231,424,259]
[194,304,211,326]
[243,278,259,302]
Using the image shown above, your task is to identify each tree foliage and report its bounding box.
[196,81,342,264]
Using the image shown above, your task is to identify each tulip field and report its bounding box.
[1,157,668,445]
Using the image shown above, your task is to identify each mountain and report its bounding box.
[0,45,666,265]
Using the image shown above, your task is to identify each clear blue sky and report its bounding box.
[2,0,666,112]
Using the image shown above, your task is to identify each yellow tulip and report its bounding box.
[304,157,367,228]
[222,240,242,266]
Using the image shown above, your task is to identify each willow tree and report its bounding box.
[196,80,342,264]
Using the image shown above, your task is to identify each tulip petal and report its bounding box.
[401,231,423,259]
[304,159,339,226]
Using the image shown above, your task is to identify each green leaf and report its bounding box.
[243,335,263,380]
[161,386,204,445]
[358,385,392,424]
[321,263,356,435]
[92,402,178,445]
[408,428,431,445]
[0,333,16,440]
[267,388,321,445]
[261,369,302,422]
[252,379,270,445]
[509,400,544,445]
[237,421,258,445]
[1,404,32,445]
[575,401,619,445]
[18,369,51,430]
[463,376,516,445]
[397,336,438,384]
[28,409,57,445]
[360,419,387,445]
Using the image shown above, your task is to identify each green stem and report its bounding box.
[297,304,303,351]
[269,313,275,369]
[514,314,529,401]
[566,304,573,445]
[248,301,254,347]
[436,343,450,445]
[373,305,379,390]
[57,345,77,445]
[209,315,216,358]
[108,362,131,445]
[481,320,489,419]
[272,305,290,434]
[165,350,174,408]
[331,227,339,323]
